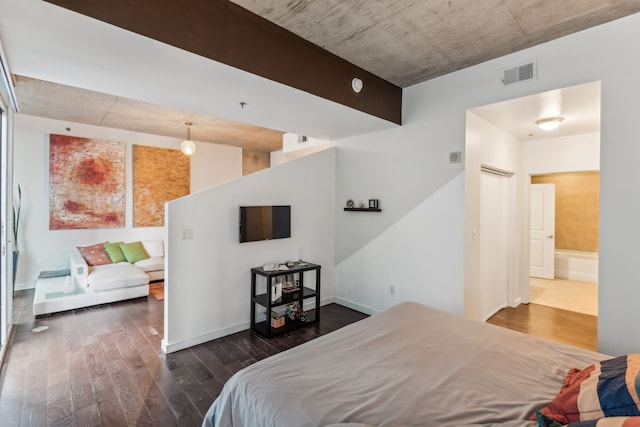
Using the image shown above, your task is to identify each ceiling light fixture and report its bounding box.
[536,117,564,131]
[351,77,364,93]
[180,121,196,155]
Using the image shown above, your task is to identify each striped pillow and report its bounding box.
[537,412,640,427]
[538,354,640,424]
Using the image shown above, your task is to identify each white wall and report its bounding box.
[163,148,335,353]
[270,145,331,168]
[522,132,600,175]
[332,13,640,355]
[334,118,465,265]
[13,114,241,288]
[335,173,464,315]
[282,133,330,154]
[190,142,242,193]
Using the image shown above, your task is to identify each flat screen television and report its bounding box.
[239,205,291,243]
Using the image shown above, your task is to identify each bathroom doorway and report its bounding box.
[528,171,599,316]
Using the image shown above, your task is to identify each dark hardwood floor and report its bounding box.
[0,289,368,426]
[0,289,598,426]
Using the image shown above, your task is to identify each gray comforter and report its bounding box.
[203,302,607,427]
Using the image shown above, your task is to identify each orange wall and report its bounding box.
[532,172,599,252]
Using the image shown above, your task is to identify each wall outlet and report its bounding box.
[389,284,396,295]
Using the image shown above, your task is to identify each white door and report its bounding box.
[529,183,555,279]
[480,170,509,319]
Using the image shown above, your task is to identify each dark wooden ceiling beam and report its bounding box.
[44,0,402,125]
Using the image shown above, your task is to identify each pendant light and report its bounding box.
[181,121,196,155]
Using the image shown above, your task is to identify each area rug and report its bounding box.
[149,282,164,301]
[38,269,71,279]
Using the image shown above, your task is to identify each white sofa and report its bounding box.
[33,240,165,316]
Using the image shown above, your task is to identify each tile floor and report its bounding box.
[529,277,598,316]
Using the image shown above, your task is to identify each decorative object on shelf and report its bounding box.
[285,302,307,322]
[282,274,299,294]
[358,201,365,208]
[271,280,282,301]
[346,199,354,208]
[271,311,285,328]
[368,199,379,208]
[180,121,196,155]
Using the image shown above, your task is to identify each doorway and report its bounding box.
[463,80,601,328]
[528,171,600,316]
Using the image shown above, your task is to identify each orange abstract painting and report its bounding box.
[49,134,126,229]
[133,145,190,227]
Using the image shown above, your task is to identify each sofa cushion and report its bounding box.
[104,242,126,263]
[134,257,164,273]
[88,263,149,292]
[142,240,164,258]
[77,243,112,266]
[119,241,149,263]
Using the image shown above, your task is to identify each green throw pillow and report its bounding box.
[118,241,149,264]
[104,242,126,263]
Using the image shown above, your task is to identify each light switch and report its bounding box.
[182,226,193,240]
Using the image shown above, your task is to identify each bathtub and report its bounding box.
[554,249,598,283]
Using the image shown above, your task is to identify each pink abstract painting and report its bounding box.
[49,134,126,229]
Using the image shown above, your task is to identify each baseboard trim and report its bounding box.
[0,324,15,375]
[320,297,334,306]
[14,282,34,291]
[333,297,379,316]
[483,304,508,321]
[162,322,249,354]
[162,297,339,353]
[555,271,598,284]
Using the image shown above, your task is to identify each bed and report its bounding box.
[202,302,633,427]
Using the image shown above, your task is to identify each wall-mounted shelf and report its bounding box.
[344,208,382,212]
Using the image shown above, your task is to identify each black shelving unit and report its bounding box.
[250,262,321,338]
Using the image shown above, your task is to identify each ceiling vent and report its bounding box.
[501,60,537,86]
